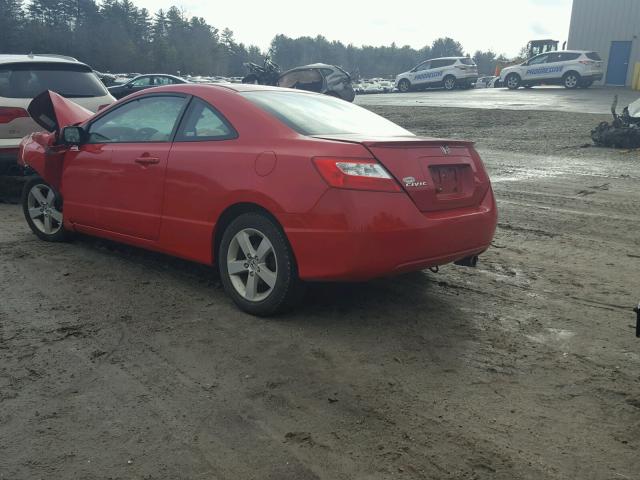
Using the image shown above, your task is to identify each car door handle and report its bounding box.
[135,155,160,165]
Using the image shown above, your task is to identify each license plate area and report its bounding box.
[429,165,468,195]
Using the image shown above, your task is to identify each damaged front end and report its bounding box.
[592,95,640,149]
[19,90,93,188]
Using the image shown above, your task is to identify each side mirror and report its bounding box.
[60,126,86,146]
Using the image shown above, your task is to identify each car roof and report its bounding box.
[123,83,319,97]
[0,54,85,65]
[534,50,592,55]
[423,57,468,61]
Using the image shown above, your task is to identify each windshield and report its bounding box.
[242,90,413,136]
[0,62,108,99]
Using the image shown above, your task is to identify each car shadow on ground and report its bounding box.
[69,232,463,332]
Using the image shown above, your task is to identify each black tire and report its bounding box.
[398,79,411,93]
[443,75,457,91]
[21,176,69,242]
[242,74,260,84]
[218,212,302,316]
[579,80,593,89]
[505,73,521,90]
[524,84,533,89]
[563,71,581,89]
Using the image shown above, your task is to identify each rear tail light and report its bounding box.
[580,60,595,65]
[0,107,29,124]
[312,157,401,192]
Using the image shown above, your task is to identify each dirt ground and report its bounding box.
[0,106,639,480]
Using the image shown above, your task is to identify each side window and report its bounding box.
[154,76,173,86]
[415,61,430,72]
[88,95,186,143]
[131,77,152,87]
[528,54,549,65]
[277,69,323,92]
[175,98,237,141]
[430,59,453,69]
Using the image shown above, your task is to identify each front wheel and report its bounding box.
[218,212,302,316]
[398,79,411,93]
[443,75,457,91]
[22,177,68,242]
[563,72,581,89]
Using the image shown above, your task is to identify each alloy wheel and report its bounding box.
[226,228,278,302]
[565,74,578,88]
[27,184,63,235]
[444,77,456,90]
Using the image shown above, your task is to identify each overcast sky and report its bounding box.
[136,0,573,57]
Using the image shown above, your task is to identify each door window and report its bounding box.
[88,95,186,143]
[548,52,580,63]
[528,54,549,65]
[414,61,430,72]
[131,77,152,87]
[175,98,237,141]
[154,76,175,85]
[430,59,456,69]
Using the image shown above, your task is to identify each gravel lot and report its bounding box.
[1,105,639,479]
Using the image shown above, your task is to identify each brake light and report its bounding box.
[0,107,29,124]
[580,60,595,65]
[312,157,401,192]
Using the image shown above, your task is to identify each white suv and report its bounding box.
[499,50,603,90]
[395,57,479,92]
[0,54,115,173]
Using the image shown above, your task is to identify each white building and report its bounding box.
[568,0,640,86]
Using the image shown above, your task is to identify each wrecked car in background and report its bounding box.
[277,63,355,102]
[592,95,640,149]
[0,54,115,174]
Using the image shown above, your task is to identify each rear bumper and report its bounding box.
[285,187,497,281]
[584,73,603,82]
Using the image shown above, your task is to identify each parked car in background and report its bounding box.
[0,53,114,174]
[475,76,497,88]
[277,63,355,102]
[19,84,496,315]
[108,74,188,99]
[395,57,479,92]
[499,50,603,89]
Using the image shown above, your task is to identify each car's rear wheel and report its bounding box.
[443,75,457,91]
[563,72,581,89]
[398,79,411,93]
[505,73,521,90]
[218,212,301,316]
[22,177,68,242]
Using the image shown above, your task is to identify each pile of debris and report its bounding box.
[592,95,640,149]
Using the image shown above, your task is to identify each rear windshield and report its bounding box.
[242,90,412,136]
[459,58,476,65]
[586,52,602,61]
[0,62,108,99]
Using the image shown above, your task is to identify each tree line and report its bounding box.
[0,0,508,77]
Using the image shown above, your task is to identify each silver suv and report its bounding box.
[395,57,479,92]
[0,54,115,173]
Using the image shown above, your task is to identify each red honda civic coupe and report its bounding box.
[19,84,497,315]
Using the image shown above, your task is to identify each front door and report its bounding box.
[62,94,188,240]
[606,41,632,85]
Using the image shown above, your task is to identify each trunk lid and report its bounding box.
[316,135,491,212]
[27,90,94,134]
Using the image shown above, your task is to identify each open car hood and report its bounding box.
[27,90,94,133]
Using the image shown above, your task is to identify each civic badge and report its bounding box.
[441,145,450,155]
